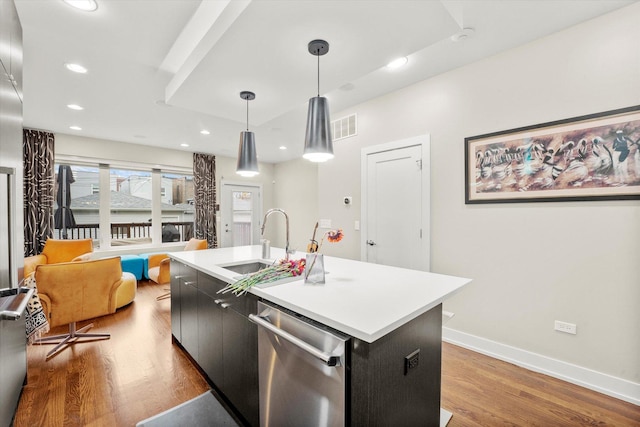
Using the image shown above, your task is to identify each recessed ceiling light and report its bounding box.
[67,104,84,110]
[200,130,210,135]
[386,57,408,70]
[180,143,189,147]
[65,63,88,73]
[451,28,475,42]
[69,126,82,130]
[63,0,98,12]
[279,146,287,150]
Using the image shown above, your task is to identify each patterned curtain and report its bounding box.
[193,153,217,248]
[23,129,55,256]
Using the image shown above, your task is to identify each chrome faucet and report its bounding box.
[261,208,291,260]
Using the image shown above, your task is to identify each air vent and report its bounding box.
[331,114,357,141]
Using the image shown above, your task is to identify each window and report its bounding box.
[53,163,101,247]
[161,172,195,243]
[53,160,193,249]
[110,168,152,247]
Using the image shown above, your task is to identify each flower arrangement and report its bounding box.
[218,258,306,296]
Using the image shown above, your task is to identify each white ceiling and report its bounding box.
[15,0,636,163]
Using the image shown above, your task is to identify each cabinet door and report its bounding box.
[0,315,27,426]
[0,0,10,71]
[197,274,224,385]
[169,261,182,341]
[8,2,21,98]
[180,279,199,360]
[222,308,260,427]
[0,0,22,98]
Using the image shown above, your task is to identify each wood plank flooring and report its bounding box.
[14,280,210,427]
[13,279,640,426]
[441,344,639,426]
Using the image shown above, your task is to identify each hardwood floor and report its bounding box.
[441,344,639,426]
[13,279,640,426]
[14,280,210,427]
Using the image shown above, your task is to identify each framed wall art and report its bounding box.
[465,105,640,204]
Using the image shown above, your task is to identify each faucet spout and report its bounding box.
[261,208,290,260]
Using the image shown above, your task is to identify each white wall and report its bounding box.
[311,3,640,397]
[55,133,193,169]
[272,158,318,251]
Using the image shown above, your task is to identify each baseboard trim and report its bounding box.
[442,327,639,406]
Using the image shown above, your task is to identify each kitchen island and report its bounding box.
[169,245,471,427]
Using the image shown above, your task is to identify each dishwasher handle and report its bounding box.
[249,314,341,367]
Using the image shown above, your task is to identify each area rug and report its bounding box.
[136,391,239,427]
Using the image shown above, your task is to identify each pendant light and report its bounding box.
[236,91,259,177]
[303,39,334,162]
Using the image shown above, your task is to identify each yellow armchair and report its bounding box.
[148,238,208,286]
[24,238,93,277]
[34,257,126,358]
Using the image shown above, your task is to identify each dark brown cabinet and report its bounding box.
[170,264,259,426]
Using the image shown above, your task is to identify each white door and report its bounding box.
[361,136,430,271]
[220,182,262,247]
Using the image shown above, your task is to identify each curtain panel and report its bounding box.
[193,153,217,248]
[23,129,55,256]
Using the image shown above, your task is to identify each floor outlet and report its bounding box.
[554,320,577,335]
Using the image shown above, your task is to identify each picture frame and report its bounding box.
[465,105,640,204]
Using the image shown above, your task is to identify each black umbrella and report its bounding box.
[54,165,76,239]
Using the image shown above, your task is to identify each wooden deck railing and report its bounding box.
[55,221,194,243]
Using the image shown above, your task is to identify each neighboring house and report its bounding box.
[69,191,194,224]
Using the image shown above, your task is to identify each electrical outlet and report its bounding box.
[319,219,332,228]
[554,320,577,335]
[404,349,420,375]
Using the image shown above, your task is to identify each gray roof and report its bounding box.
[71,191,194,212]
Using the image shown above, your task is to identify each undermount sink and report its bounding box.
[222,261,271,275]
[220,260,301,289]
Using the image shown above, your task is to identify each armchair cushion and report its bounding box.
[184,238,208,251]
[41,238,93,264]
[35,257,124,328]
[24,238,93,277]
[148,255,170,285]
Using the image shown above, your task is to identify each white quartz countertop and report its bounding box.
[169,245,471,343]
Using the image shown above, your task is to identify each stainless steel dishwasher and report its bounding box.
[249,301,349,427]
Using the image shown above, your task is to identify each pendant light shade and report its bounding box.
[237,130,258,177]
[303,39,334,163]
[236,91,259,177]
[304,96,333,162]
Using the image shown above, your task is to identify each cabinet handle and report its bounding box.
[184,281,196,286]
[214,299,231,309]
[174,275,183,279]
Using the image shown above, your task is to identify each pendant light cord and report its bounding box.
[317,48,320,96]
[246,97,249,131]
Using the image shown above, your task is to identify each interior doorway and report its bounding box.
[361,135,430,271]
[220,182,262,248]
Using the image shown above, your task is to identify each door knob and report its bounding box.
[366,240,376,246]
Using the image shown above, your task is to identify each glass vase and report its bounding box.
[305,253,325,284]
